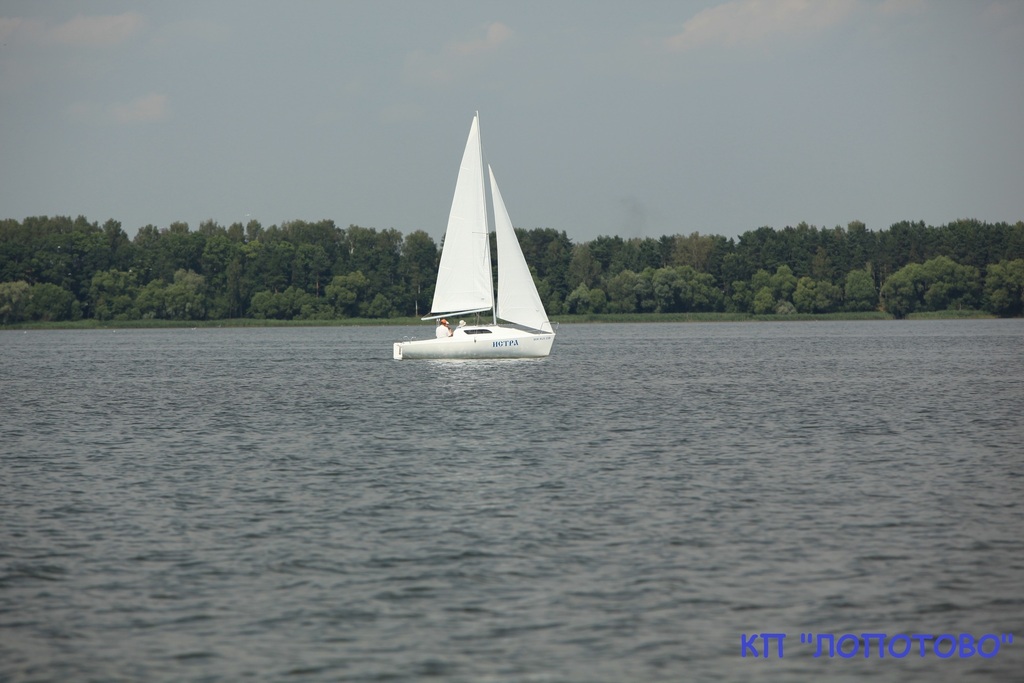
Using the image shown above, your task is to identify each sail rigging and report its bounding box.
[394,112,555,360]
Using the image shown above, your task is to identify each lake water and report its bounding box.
[2,320,1022,682]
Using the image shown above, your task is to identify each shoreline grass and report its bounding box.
[2,309,1002,331]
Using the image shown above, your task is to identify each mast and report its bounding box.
[476,111,497,326]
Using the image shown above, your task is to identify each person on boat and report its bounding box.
[436,319,452,338]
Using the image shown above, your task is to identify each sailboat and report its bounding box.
[393,113,555,360]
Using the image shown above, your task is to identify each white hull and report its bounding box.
[393,325,554,360]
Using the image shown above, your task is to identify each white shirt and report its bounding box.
[436,324,451,338]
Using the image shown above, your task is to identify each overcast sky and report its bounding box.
[1,0,1021,244]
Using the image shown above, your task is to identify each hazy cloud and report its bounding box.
[620,196,648,237]
[381,103,426,124]
[406,21,513,85]
[980,1,1024,45]
[0,16,43,44]
[448,21,512,57]
[68,93,169,124]
[0,12,144,47]
[3,2,1020,242]
[110,93,168,124]
[0,17,17,40]
[150,18,230,49]
[47,12,144,47]
[876,0,927,17]
[667,0,857,51]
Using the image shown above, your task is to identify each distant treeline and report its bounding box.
[2,216,1023,324]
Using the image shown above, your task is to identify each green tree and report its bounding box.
[517,228,573,304]
[634,268,657,312]
[25,283,81,321]
[23,216,108,302]
[645,266,722,313]
[588,235,625,275]
[325,271,369,318]
[793,277,816,313]
[752,286,775,314]
[345,226,403,298]
[770,265,797,304]
[163,269,207,320]
[651,268,678,312]
[727,280,752,313]
[135,280,167,319]
[775,300,797,315]
[567,243,601,289]
[249,287,313,320]
[5,214,1024,324]
[588,287,607,313]
[399,230,438,316]
[920,256,980,310]
[257,233,295,293]
[89,268,139,320]
[880,256,979,317]
[249,291,280,319]
[223,255,246,319]
[0,281,31,324]
[669,232,715,271]
[675,266,723,312]
[637,237,667,270]
[102,219,135,271]
[226,222,245,243]
[279,285,315,318]
[131,225,162,284]
[884,254,978,317]
[810,246,834,281]
[292,243,331,297]
[565,283,593,314]
[750,269,772,297]
[609,238,642,275]
[793,276,841,313]
[198,219,224,237]
[880,263,924,318]
[200,233,237,293]
[983,259,1024,317]
[160,222,205,279]
[845,220,875,270]
[364,292,396,318]
[245,219,264,243]
[605,269,639,313]
[844,268,877,311]
[0,220,30,283]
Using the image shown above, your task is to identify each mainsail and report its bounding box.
[428,113,493,318]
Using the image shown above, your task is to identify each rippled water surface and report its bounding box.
[2,321,1023,682]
